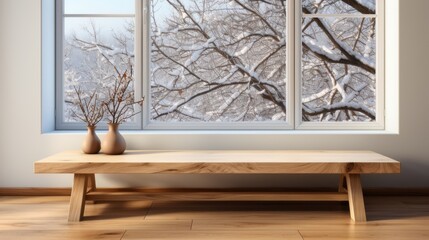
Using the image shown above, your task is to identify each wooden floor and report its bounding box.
[1,195,429,239]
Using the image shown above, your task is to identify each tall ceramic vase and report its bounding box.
[102,123,126,155]
[82,126,101,154]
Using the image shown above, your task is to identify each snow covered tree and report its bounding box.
[301,0,377,122]
[151,0,287,122]
[63,0,378,124]
[64,19,135,122]
[150,0,377,122]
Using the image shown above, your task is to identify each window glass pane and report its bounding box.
[64,0,135,14]
[302,0,376,14]
[150,0,287,122]
[63,17,135,122]
[301,17,376,122]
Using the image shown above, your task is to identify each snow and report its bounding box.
[255,89,266,95]
[303,37,343,61]
[343,83,368,103]
[206,37,216,45]
[356,0,376,11]
[265,68,280,80]
[305,102,375,118]
[271,112,285,121]
[184,38,216,67]
[180,9,188,19]
[217,91,241,112]
[168,99,185,112]
[324,21,375,68]
[312,19,375,70]
[234,45,251,56]
[364,29,375,58]
[302,88,331,103]
[106,47,124,56]
[342,73,352,85]
[184,48,204,67]
[335,83,347,100]
[214,67,238,84]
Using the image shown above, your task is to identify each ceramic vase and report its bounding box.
[82,126,101,154]
[101,123,126,155]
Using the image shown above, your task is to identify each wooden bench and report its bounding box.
[34,150,400,223]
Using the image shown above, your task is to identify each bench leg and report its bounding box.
[86,174,97,204]
[338,174,347,193]
[68,174,88,222]
[346,174,367,222]
[87,174,96,193]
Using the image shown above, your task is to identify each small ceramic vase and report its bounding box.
[101,123,126,155]
[82,126,101,154]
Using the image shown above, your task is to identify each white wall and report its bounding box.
[0,0,428,188]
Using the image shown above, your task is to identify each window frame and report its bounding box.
[55,0,143,130]
[55,0,385,131]
[142,0,295,130]
[295,0,385,130]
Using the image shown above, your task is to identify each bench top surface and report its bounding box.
[35,150,400,174]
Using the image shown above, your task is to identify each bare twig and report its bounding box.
[103,71,145,124]
[70,86,104,127]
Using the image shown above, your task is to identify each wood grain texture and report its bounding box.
[0,219,192,231]
[2,196,429,239]
[122,231,303,240]
[87,174,96,193]
[338,174,347,193]
[346,174,367,222]
[145,204,350,221]
[68,174,88,222]
[34,150,400,174]
[2,187,429,197]
[85,191,349,202]
[0,188,72,196]
[299,230,429,240]
[0,230,125,240]
[34,150,400,223]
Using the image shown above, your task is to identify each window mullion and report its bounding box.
[289,0,297,129]
[63,14,135,18]
[142,0,150,129]
[55,0,65,130]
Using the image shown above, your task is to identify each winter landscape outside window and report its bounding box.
[56,0,141,130]
[57,0,384,130]
[298,0,384,129]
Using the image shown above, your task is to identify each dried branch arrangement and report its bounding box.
[71,86,104,127]
[103,71,145,124]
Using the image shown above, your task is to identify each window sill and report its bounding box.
[43,129,399,136]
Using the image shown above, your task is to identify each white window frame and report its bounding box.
[55,0,143,130]
[55,0,385,131]
[295,0,385,130]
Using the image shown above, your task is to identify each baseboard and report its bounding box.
[1,187,428,197]
[0,188,72,196]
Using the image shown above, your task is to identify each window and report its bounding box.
[56,0,384,130]
[298,0,384,129]
[56,0,142,129]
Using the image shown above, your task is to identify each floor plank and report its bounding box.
[122,231,303,240]
[146,201,350,220]
[0,219,191,231]
[0,196,70,204]
[299,230,429,240]
[0,230,124,240]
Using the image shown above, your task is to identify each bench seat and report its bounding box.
[34,150,400,223]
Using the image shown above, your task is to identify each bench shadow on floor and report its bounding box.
[81,198,429,222]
